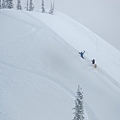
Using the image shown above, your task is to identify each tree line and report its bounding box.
[0,0,54,14]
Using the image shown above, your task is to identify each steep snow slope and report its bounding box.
[19,0,120,50]
[29,10,120,85]
[0,10,120,120]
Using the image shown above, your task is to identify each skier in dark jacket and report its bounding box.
[79,50,85,59]
[91,59,95,64]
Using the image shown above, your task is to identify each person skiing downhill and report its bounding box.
[91,59,97,68]
[91,59,95,64]
[79,50,85,59]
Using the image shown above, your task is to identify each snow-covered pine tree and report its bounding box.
[25,0,29,11]
[7,0,13,9]
[49,1,54,14]
[2,0,7,8]
[73,85,84,120]
[41,0,45,13]
[49,2,52,14]
[16,0,22,10]
[29,0,34,11]
[0,0,2,9]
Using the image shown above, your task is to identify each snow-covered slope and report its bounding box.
[20,0,120,50]
[0,10,120,120]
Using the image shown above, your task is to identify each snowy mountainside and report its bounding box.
[0,10,120,120]
[30,10,120,83]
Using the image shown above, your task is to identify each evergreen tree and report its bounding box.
[29,0,34,11]
[73,85,84,120]
[7,0,13,9]
[16,0,22,10]
[41,0,45,13]
[0,0,2,9]
[2,0,7,8]
[49,1,54,14]
[25,0,29,11]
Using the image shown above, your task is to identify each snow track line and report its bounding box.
[0,61,89,120]
[21,11,79,56]
[0,111,21,120]
[18,11,120,90]
[79,50,120,91]
[21,11,84,67]
[97,66,120,90]
[0,28,39,47]
[21,11,90,120]
[22,11,90,68]
[0,12,39,28]
[0,61,74,99]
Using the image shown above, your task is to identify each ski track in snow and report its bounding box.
[0,61,89,120]
[82,53,120,92]
[0,12,42,47]
[0,111,21,120]
[29,10,120,86]
[1,10,120,120]
[0,12,39,29]
[25,11,120,83]
[0,11,90,120]
[97,66,120,89]
[21,11,79,56]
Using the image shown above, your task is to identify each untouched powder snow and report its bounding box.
[0,10,120,120]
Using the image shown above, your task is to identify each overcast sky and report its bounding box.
[15,0,120,50]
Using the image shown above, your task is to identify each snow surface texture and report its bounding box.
[0,10,120,120]
[14,0,120,50]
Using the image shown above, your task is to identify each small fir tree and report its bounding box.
[0,0,2,9]
[16,0,22,10]
[2,0,7,8]
[7,0,13,9]
[25,0,29,11]
[29,0,34,11]
[73,85,84,120]
[49,1,54,14]
[41,0,45,13]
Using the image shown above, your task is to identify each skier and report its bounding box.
[91,59,97,68]
[91,59,95,64]
[79,50,85,59]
